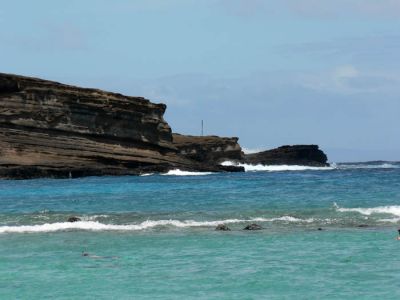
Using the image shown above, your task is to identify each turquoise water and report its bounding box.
[1,162,400,299]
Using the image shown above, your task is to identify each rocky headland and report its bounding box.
[172,133,245,172]
[244,145,329,167]
[0,73,329,179]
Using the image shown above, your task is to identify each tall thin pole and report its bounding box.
[201,120,204,136]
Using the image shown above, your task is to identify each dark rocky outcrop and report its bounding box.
[215,224,231,231]
[0,73,243,179]
[173,133,244,164]
[67,216,81,222]
[244,145,328,167]
[243,223,263,230]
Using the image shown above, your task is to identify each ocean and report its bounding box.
[1,162,400,299]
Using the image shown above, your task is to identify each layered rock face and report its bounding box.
[0,73,223,178]
[172,133,244,164]
[0,73,329,179]
[244,145,329,166]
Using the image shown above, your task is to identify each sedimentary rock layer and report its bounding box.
[172,133,244,164]
[0,73,235,178]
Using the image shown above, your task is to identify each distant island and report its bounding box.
[0,73,328,179]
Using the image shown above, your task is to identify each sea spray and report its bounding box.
[163,169,214,176]
[334,202,400,216]
[221,161,334,172]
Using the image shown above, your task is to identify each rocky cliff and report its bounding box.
[172,134,245,172]
[172,133,243,164]
[244,145,329,166]
[0,73,330,179]
[0,73,240,179]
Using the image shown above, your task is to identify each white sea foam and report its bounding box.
[334,203,400,216]
[378,218,400,223]
[163,169,213,176]
[81,215,110,221]
[0,216,312,234]
[221,161,334,172]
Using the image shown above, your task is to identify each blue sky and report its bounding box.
[1,0,400,162]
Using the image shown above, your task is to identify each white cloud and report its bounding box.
[300,65,400,94]
[334,65,359,79]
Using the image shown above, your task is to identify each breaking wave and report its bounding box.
[221,161,334,172]
[0,216,311,234]
[334,203,400,216]
[163,169,213,176]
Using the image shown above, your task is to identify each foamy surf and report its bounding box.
[221,161,334,172]
[163,169,213,176]
[334,203,400,216]
[0,216,312,234]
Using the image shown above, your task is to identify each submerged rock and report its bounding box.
[215,224,231,231]
[243,223,263,230]
[67,216,81,222]
[244,145,329,167]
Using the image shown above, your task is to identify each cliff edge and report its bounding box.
[0,73,241,178]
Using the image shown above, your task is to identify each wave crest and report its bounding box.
[221,161,333,172]
[0,216,311,234]
[163,169,213,176]
[334,203,400,216]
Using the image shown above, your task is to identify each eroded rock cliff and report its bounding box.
[0,73,237,178]
[0,73,329,178]
[172,133,245,172]
[172,133,243,164]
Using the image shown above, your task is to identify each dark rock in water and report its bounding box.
[0,73,244,179]
[317,228,323,231]
[217,165,245,172]
[357,224,369,228]
[244,145,329,167]
[215,224,231,231]
[243,223,263,230]
[67,216,81,222]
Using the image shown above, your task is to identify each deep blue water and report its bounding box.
[0,162,400,299]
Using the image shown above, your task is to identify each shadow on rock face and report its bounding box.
[243,223,262,230]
